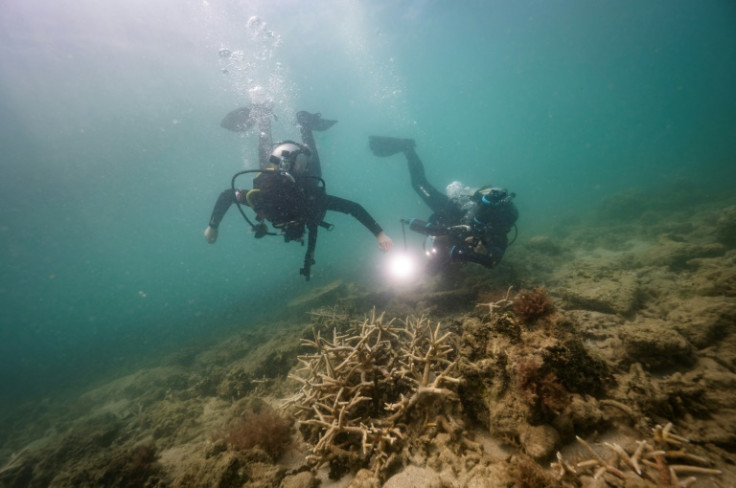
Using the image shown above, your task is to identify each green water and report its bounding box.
[0,0,734,403]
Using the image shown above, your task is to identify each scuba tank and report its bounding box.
[470,187,516,229]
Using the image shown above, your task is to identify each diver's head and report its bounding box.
[476,186,515,206]
[268,140,312,174]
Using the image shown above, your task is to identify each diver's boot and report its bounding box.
[368,136,416,157]
[296,111,337,131]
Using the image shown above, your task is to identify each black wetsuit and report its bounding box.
[405,149,465,225]
[404,148,518,267]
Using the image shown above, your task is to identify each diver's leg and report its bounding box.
[405,148,452,214]
[297,111,330,178]
[296,111,337,179]
[254,107,273,170]
[298,120,321,178]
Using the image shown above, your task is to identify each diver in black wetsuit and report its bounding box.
[369,136,517,269]
[205,108,392,280]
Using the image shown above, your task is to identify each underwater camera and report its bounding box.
[401,218,495,269]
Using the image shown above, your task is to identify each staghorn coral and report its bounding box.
[475,286,523,341]
[551,423,722,487]
[305,305,356,336]
[284,309,464,480]
[513,286,555,324]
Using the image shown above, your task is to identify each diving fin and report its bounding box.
[296,111,337,132]
[221,106,252,132]
[221,104,274,132]
[368,136,416,157]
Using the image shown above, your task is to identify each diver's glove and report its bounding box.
[252,222,268,239]
[376,231,393,252]
[204,225,218,244]
[300,258,316,281]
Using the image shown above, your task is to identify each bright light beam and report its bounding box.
[387,252,417,282]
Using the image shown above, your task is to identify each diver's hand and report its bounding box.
[376,231,393,253]
[204,225,218,244]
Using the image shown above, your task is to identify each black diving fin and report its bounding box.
[220,104,275,132]
[220,106,253,132]
[368,136,416,157]
[296,111,337,132]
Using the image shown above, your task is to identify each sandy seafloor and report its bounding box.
[2,187,736,488]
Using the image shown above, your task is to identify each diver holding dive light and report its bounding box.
[369,136,517,271]
[204,106,392,281]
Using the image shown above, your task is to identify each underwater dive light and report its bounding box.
[386,218,420,282]
[387,252,417,281]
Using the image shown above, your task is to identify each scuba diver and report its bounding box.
[205,107,393,280]
[369,136,517,270]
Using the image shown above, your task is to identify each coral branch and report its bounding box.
[558,424,722,486]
